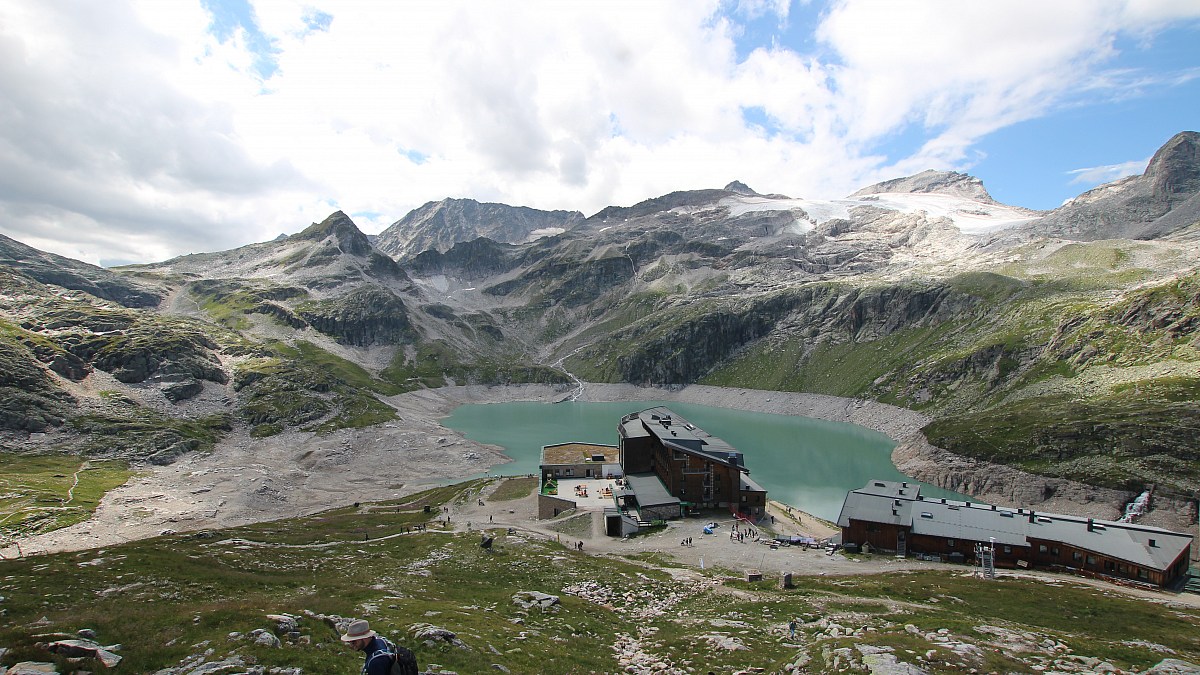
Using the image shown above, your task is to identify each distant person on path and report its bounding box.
[788,618,797,639]
[341,619,418,675]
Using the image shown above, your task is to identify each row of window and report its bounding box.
[856,524,1158,581]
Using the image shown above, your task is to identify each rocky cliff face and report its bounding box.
[297,284,414,347]
[574,283,978,385]
[406,237,525,281]
[0,337,74,431]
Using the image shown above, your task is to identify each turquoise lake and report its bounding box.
[442,400,966,522]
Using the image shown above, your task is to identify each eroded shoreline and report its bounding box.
[3,383,1187,558]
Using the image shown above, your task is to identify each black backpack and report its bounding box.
[390,644,419,675]
[368,639,418,675]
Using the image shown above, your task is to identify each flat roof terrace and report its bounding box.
[541,442,618,466]
[553,477,620,510]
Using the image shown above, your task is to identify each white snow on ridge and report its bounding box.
[721,196,853,228]
[864,193,1039,234]
[720,192,1038,235]
[527,227,566,240]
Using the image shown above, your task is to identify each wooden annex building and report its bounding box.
[837,480,1193,588]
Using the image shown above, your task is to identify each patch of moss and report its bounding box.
[68,408,232,463]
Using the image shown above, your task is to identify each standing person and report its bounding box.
[341,619,418,675]
[788,618,797,639]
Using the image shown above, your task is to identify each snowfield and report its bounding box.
[721,192,1040,235]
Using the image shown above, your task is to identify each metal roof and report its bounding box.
[740,472,767,493]
[910,500,1029,547]
[619,416,651,439]
[629,407,745,468]
[838,480,1193,571]
[837,489,914,529]
[1026,512,1189,570]
[625,472,681,509]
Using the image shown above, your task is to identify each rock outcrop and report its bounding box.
[297,284,414,346]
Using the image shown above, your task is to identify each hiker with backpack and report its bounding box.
[340,619,419,675]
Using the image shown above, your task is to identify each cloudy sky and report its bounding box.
[1,0,1198,266]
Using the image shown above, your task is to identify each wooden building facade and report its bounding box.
[618,407,767,518]
[838,480,1193,588]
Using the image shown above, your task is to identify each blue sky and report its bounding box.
[0,0,1198,264]
[953,25,1200,208]
[723,2,1200,209]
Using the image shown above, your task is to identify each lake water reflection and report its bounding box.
[442,399,965,522]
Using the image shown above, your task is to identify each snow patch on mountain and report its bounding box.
[720,192,1038,235]
[528,227,567,239]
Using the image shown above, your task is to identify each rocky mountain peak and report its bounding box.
[294,211,373,257]
[851,170,996,204]
[1145,130,1200,198]
[375,198,584,259]
[1012,131,1200,242]
[724,180,759,196]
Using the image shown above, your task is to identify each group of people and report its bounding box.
[729,521,759,543]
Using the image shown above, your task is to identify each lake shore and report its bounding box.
[4,382,1184,559]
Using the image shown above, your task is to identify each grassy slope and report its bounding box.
[695,260,1200,494]
[0,456,131,545]
[0,480,1195,674]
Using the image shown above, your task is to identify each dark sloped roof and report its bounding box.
[838,480,1192,571]
[628,407,746,468]
[625,472,681,509]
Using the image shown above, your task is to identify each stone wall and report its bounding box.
[538,494,577,519]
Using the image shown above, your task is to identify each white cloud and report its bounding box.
[1067,158,1150,185]
[0,0,1197,264]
